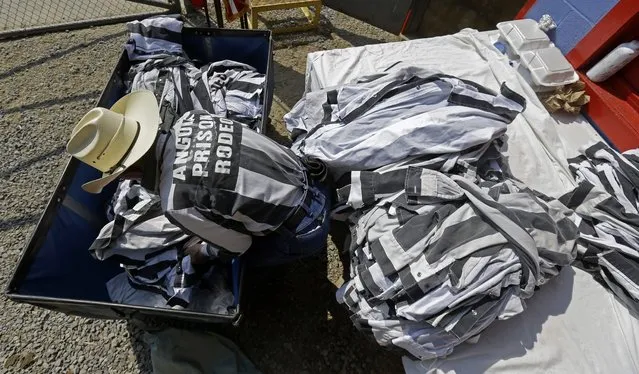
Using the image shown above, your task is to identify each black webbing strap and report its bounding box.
[282,191,314,232]
[178,68,194,112]
[158,101,177,133]
[154,70,169,102]
[154,70,176,133]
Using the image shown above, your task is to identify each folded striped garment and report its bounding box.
[336,161,580,359]
[125,15,184,61]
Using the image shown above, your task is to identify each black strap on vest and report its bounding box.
[281,190,315,232]
[158,101,178,133]
[154,70,168,101]
[154,70,177,133]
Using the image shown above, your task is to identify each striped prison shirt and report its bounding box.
[156,110,309,254]
[336,165,579,359]
[561,141,639,314]
[129,57,266,132]
[125,15,184,61]
[285,67,526,176]
[129,56,201,132]
[91,180,226,308]
[197,60,265,130]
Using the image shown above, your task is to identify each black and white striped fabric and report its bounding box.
[285,68,525,176]
[126,17,266,130]
[336,165,580,359]
[92,180,225,308]
[125,15,184,61]
[159,110,308,254]
[561,141,639,313]
[129,57,266,132]
[196,60,265,130]
[91,180,189,265]
[333,142,503,212]
[129,56,202,131]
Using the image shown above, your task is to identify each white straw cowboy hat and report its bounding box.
[66,90,161,194]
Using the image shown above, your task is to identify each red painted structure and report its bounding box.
[518,0,639,151]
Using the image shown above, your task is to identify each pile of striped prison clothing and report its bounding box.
[334,162,580,359]
[285,67,526,177]
[86,16,270,309]
[561,141,639,315]
[284,68,585,358]
[95,181,234,312]
[126,16,266,131]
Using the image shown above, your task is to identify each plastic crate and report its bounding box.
[4,27,274,324]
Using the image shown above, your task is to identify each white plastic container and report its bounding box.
[520,46,579,89]
[497,19,552,56]
[586,40,639,82]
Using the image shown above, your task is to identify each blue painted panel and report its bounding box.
[565,0,618,24]
[527,0,572,25]
[555,10,594,54]
[525,0,620,53]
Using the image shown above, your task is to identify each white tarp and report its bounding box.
[304,29,639,373]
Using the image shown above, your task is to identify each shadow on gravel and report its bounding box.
[331,25,389,47]
[272,30,332,50]
[269,13,334,50]
[0,213,40,232]
[127,323,154,374]
[271,60,305,112]
[0,145,65,179]
[224,254,403,374]
[0,30,126,81]
[270,12,389,50]
[2,90,102,115]
[264,117,293,147]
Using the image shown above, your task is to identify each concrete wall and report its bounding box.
[406,0,526,38]
[325,0,621,45]
[323,0,413,35]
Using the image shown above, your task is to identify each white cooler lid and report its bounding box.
[497,19,551,56]
[520,46,578,87]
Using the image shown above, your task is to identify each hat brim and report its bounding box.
[81,90,161,194]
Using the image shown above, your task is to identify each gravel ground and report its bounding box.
[0,8,404,374]
[1,0,159,32]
